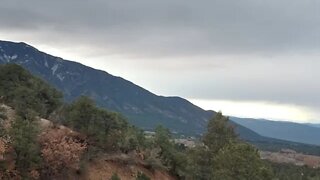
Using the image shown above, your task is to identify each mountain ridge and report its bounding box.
[231,117,320,145]
[0,40,213,135]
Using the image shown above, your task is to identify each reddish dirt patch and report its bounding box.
[86,156,176,180]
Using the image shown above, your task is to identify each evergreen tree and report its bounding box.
[213,143,273,180]
[64,96,130,152]
[186,146,213,180]
[9,114,41,176]
[153,125,188,178]
[65,96,97,134]
[187,112,273,179]
[203,112,236,153]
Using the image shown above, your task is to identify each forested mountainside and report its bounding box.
[0,40,259,139]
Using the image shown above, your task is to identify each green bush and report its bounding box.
[110,172,121,180]
[0,107,6,137]
[0,107,6,120]
[0,64,62,118]
[63,96,145,152]
[136,171,150,180]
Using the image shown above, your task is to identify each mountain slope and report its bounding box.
[231,117,320,145]
[0,40,211,135]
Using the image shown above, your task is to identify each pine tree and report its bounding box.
[203,112,236,153]
[9,114,41,176]
[187,112,273,179]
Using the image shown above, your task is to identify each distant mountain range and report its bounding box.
[305,123,320,128]
[232,117,320,145]
[1,40,319,148]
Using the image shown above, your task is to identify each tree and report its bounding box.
[186,112,236,179]
[9,115,41,177]
[119,127,147,153]
[213,143,273,180]
[153,125,188,178]
[187,112,273,179]
[203,112,236,153]
[154,125,172,150]
[64,96,130,152]
[270,162,320,180]
[65,96,97,134]
[0,106,6,121]
[154,125,173,168]
[0,64,62,118]
[186,146,213,180]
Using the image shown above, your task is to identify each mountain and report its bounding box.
[231,117,320,145]
[305,123,320,128]
[0,40,248,136]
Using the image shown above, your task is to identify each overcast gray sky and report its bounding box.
[1,0,319,122]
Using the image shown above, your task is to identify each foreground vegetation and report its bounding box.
[0,64,319,179]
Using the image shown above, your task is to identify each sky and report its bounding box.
[0,0,319,123]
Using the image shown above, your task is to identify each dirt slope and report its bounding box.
[0,104,176,180]
[86,157,175,180]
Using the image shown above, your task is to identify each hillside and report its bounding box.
[0,104,175,180]
[0,65,177,179]
[1,54,320,180]
[0,65,273,180]
[232,117,320,145]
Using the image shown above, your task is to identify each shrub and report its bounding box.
[136,171,150,180]
[110,172,121,180]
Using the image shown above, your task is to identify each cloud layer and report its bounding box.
[1,0,319,120]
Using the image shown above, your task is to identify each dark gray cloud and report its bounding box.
[0,0,319,119]
[1,0,320,57]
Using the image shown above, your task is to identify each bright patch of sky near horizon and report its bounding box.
[0,0,319,123]
[189,99,318,123]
